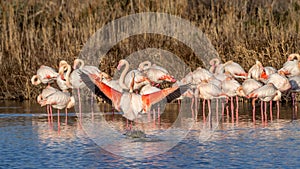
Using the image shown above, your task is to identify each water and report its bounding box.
[0,100,299,168]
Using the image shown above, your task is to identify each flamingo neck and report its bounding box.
[138,61,151,71]
[74,59,85,69]
[64,64,72,88]
[119,60,130,90]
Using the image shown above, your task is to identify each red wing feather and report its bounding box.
[141,86,179,108]
[89,74,122,109]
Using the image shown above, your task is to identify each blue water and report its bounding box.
[0,101,299,168]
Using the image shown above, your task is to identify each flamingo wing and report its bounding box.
[79,72,120,105]
[141,84,190,108]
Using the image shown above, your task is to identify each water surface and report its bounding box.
[0,100,299,168]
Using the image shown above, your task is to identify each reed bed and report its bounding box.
[0,0,299,100]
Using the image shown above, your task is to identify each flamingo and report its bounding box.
[278,59,300,77]
[209,58,224,74]
[31,65,59,86]
[195,80,227,123]
[59,59,103,119]
[117,59,150,91]
[287,53,300,61]
[237,79,263,97]
[40,90,75,130]
[79,71,189,130]
[248,60,264,80]
[223,60,248,79]
[221,77,242,122]
[288,75,300,107]
[248,83,281,123]
[37,86,60,123]
[137,60,176,85]
[266,73,291,92]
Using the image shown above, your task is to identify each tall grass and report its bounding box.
[0,0,299,100]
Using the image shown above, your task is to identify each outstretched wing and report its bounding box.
[142,84,190,107]
[79,72,122,108]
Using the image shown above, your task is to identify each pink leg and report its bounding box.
[260,101,264,123]
[269,101,273,122]
[231,97,234,123]
[208,99,212,128]
[203,99,206,122]
[222,100,225,123]
[216,99,219,122]
[77,88,82,121]
[65,108,68,124]
[277,100,280,119]
[235,96,239,123]
[57,109,60,133]
[191,97,195,119]
[252,99,256,123]
[158,106,161,123]
[264,101,267,123]
[50,106,53,124]
[47,105,50,124]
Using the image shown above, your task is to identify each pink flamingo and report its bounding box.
[195,80,227,123]
[223,60,248,79]
[248,60,264,80]
[248,83,281,123]
[79,71,188,130]
[31,65,59,86]
[221,77,242,122]
[117,59,150,91]
[288,75,300,107]
[137,60,176,85]
[37,86,60,123]
[209,58,224,74]
[40,90,75,130]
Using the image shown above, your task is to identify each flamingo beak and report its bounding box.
[61,74,65,80]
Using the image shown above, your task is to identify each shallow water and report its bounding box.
[0,100,299,168]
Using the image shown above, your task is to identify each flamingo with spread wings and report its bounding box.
[79,71,189,125]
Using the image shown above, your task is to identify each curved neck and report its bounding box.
[119,60,130,90]
[139,61,151,71]
[74,59,85,69]
[65,64,72,87]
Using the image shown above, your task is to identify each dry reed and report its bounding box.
[0,0,299,100]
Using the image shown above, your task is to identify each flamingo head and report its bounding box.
[236,86,246,97]
[117,59,126,70]
[31,75,41,85]
[274,90,282,101]
[37,94,43,104]
[67,97,75,109]
[73,59,84,69]
[287,53,300,61]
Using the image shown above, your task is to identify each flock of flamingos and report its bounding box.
[31,53,300,129]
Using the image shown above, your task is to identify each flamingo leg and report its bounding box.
[269,101,273,122]
[65,108,68,124]
[77,88,82,121]
[222,99,225,123]
[260,101,264,123]
[50,106,53,124]
[47,105,50,124]
[158,106,161,123]
[208,99,212,128]
[235,96,239,123]
[203,99,206,122]
[216,99,219,123]
[252,98,256,123]
[264,101,267,123]
[277,100,280,119]
[191,97,196,118]
[57,109,60,133]
[231,97,234,123]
